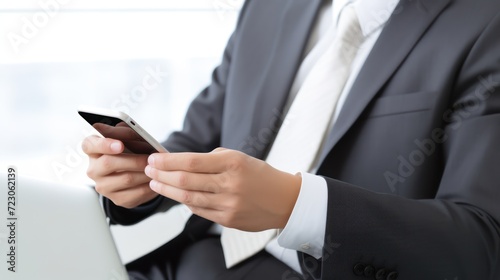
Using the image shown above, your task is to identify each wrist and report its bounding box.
[276,171,302,228]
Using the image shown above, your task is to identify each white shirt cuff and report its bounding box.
[277,172,328,259]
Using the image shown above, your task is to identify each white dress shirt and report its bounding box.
[209,0,401,273]
[272,0,400,272]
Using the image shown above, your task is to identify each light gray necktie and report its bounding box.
[221,5,365,269]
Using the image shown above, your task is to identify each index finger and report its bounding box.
[82,135,124,155]
[148,151,229,173]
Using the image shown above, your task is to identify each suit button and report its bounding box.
[387,271,399,280]
[364,265,375,277]
[375,269,387,280]
[353,263,365,276]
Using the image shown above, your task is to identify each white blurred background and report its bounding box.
[0,0,243,185]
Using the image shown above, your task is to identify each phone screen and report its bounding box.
[79,112,159,154]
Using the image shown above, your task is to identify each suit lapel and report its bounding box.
[250,0,323,159]
[317,0,451,165]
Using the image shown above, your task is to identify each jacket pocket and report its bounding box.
[366,91,433,118]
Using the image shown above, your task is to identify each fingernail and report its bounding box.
[148,154,156,165]
[149,180,159,192]
[145,165,152,176]
[110,142,121,153]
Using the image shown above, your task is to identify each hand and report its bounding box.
[145,148,301,231]
[82,135,158,208]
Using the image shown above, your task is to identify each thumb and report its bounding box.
[211,147,228,153]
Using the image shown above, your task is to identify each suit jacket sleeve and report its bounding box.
[301,12,500,280]
[102,2,500,279]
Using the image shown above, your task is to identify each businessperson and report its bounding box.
[82,0,500,279]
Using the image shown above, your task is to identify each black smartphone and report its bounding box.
[78,106,168,154]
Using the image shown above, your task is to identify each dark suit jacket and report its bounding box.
[105,0,500,279]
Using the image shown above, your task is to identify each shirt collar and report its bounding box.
[332,0,401,37]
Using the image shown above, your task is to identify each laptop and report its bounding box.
[0,172,129,280]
